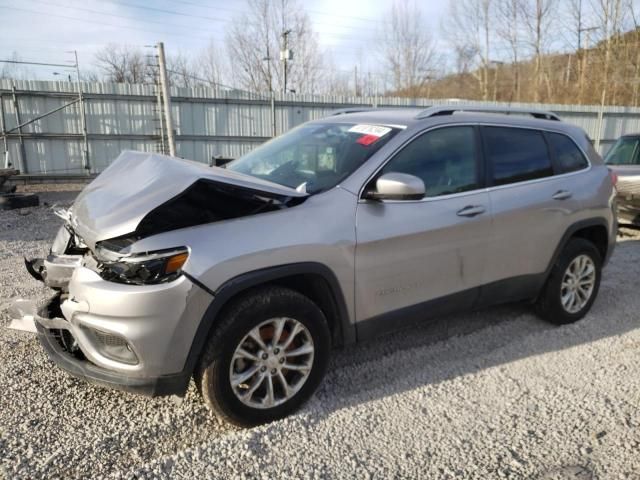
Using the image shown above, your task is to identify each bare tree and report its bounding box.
[589,0,627,104]
[628,1,640,105]
[197,39,228,89]
[94,44,152,84]
[0,52,31,80]
[226,0,324,94]
[496,0,522,101]
[519,0,556,102]
[167,51,197,88]
[380,0,438,95]
[444,0,494,100]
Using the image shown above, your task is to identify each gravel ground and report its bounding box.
[1,187,639,479]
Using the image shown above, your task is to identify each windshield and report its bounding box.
[605,137,640,165]
[226,122,401,193]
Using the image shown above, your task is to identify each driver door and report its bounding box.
[354,125,492,336]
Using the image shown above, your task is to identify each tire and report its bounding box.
[535,238,602,325]
[195,285,331,427]
[0,193,39,210]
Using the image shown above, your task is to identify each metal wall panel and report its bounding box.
[3,78,640,174]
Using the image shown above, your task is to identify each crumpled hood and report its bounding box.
[70,150,305,249]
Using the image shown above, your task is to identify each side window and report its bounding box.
[547,132,589,173]
[483,127,553,186]
[380,126,478,197]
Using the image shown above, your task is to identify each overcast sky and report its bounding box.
[0,0,447,80]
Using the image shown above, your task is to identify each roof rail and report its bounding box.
[329,107,383,116]
[415,105,561,121]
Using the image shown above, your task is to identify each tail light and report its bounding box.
[608,168,618,188]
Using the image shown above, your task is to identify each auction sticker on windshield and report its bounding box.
[348,124,392,137]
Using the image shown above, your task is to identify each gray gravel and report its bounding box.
[1,188,639,479]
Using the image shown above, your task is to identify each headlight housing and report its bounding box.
[96,247,189,285]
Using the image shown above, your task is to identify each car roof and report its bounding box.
[317,109,425,128]
[314,107,581,137]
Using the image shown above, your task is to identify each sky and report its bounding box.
[0,0,447,81]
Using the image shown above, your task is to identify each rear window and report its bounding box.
[483,127,553,186]
[547,132,589,173]
[605,137,640,165]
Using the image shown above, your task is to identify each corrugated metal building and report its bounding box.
[2,79,640,175]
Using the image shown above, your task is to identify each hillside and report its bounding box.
[399,28,640,107]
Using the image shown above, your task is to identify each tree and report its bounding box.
[519,0,556,102]
[444,0,494,100]
[496,0,523,101]
[167,51,198,88]
[0,52,31,80]
[196,39,228,89]
[589,0,627,104]
[94,44,152,84]
[380,0,438,95]
[226,0,325,94]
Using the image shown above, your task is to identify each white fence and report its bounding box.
[1,78,639,175]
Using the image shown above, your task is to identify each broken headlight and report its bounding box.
[97,247,189,285]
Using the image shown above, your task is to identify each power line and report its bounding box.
[165,68,246,93]
[27,0,228,37]
[154,0,387,28]
[99,0,383,36]
[0,59,75,68]
[100,0,227,23]
[0,4,212,40]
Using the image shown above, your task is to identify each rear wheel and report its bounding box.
[535,238,602,324]
[195,286,331,427]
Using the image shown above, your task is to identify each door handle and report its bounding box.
[456,205,486,217]
[552,190,573,200]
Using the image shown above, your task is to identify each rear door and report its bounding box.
[480,126,585,299]
[354,125,492,333]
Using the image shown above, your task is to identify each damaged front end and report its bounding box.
[10,292,189,396]
[12,151,307,396]
[13,215,204,396]
[24,212,86,289]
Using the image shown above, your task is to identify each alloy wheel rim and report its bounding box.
[560,254,596,314]
[229,317,314,409]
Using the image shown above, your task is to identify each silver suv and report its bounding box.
[21,106,617,426]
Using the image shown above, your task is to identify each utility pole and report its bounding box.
[10,85,27,174]
[354,66,358,96]
[0,95,9,169]
[578,27,598,104]
[595,87,607,152]
[577,0,584,50]
[280,29,292,95]
[157,42,176,157]
[263,50,276,137]
[489,60,504,102]
[73,51,90,173]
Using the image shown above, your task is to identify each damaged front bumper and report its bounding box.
[25,254,83,289]
[30,294,191,397]
[16,225,213,397]
[13,285,200,397]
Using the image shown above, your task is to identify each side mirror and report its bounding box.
[364,172,425,201]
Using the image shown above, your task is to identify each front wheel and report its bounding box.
[195,286,331,427]
[535,238,602,324]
